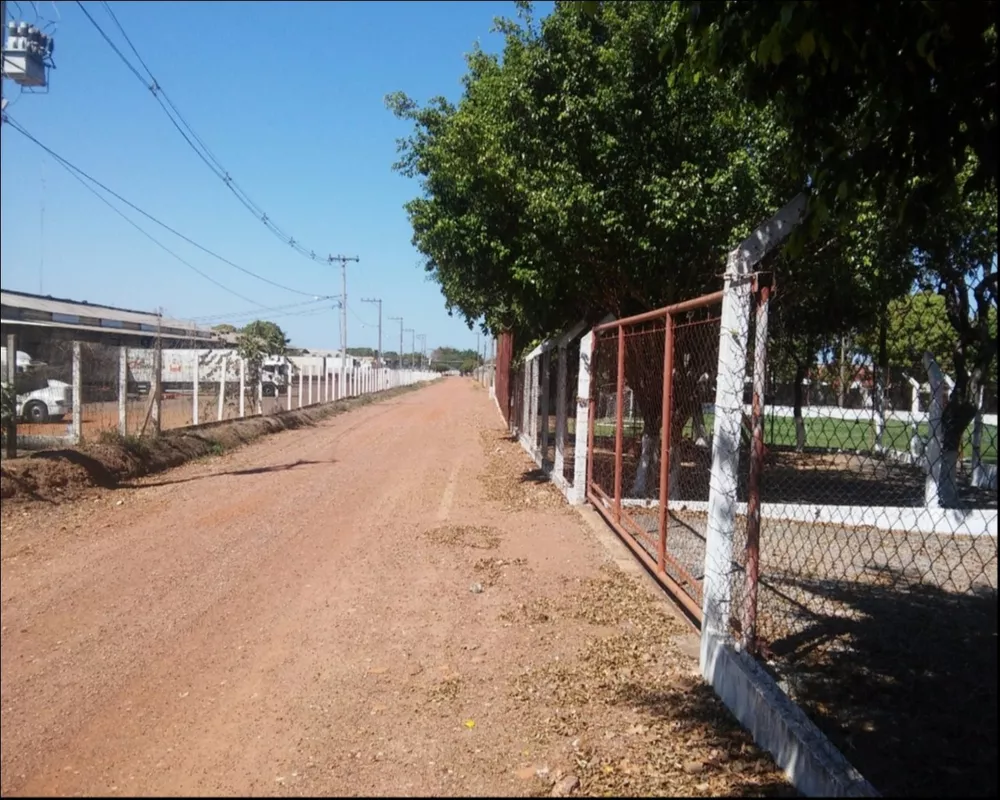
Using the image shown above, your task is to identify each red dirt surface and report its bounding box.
[0,378,790,797]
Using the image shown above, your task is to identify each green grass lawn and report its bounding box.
[560,412,998,464]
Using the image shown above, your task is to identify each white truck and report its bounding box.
[126,349,291,397]
[0,349,73,424]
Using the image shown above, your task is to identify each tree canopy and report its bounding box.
[237,320,289,364]
[390,0,997,462]
[388,1,805,343]
[669,0,997,230]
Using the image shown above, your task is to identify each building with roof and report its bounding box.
[0,288,225,351]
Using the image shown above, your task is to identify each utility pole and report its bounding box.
[388,316,404,369]
[361,297,382,367]
[404,328,415,369]
[328,255,359,395]
[416,334,426,370]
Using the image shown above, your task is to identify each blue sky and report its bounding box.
[1,0,551,354]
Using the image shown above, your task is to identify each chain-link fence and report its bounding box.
[4,331,439,452]
[732,286,998,797]
[583,262,996,796]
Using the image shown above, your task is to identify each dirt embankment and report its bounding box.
[0,385,424,503]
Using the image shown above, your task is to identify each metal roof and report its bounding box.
[1,288,221,342]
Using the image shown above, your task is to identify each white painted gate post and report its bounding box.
[569,330,594,505]
[701,195,804,675]
[298,367,304,409]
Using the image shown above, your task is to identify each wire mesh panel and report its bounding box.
[543,351,557,467]
[617,318,667,561]
[76,343,124,439]
[509,364,525,435]
[664,304,723,613]
[12,336,77,442]
[587,291,724,621]
[740,288,998,797]
[588,329,620,507]
[562,336,581,487]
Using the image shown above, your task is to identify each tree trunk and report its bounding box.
[632,427,660,498]
[838,334,847,409]
[874,313,888,449]
[691,402,710,446]
[794,361,807,452]
[924,353,976,508]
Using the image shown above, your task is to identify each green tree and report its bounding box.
[388,1,796,343]
[212,323,238,334]
[664,0,998,499]
[237,320,290,409]
[669,0,997,228]
[858,292,957,379]
[389,0,902,482]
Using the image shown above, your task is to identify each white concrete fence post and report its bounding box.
[118,346,128,436]
[72,341,83,445]
[570,329,595,505]
[239,358,246,418]
[923,352,955,508]
[907,375,922,457]
[298,368,304,409]
[218,356,228,421]
[193,352,200,426]
[971,385,985,488]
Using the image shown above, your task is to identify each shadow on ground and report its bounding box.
[134,459,335,488]
[758,570,997,797]
[520,468,550,484]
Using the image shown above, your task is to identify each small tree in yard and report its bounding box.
[237,320,289,412]
[1,382,15,447]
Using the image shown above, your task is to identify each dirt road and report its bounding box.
[1,378,788,797]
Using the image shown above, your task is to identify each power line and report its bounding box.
[191,297,337,323]
[77,0,338,266]
[4,117,324,298]
[347,303,376,328]
[20,128,266,308]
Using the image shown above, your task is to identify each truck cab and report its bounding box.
[0,349,73,423]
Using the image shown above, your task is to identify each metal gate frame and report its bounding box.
[585,290,724,623]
